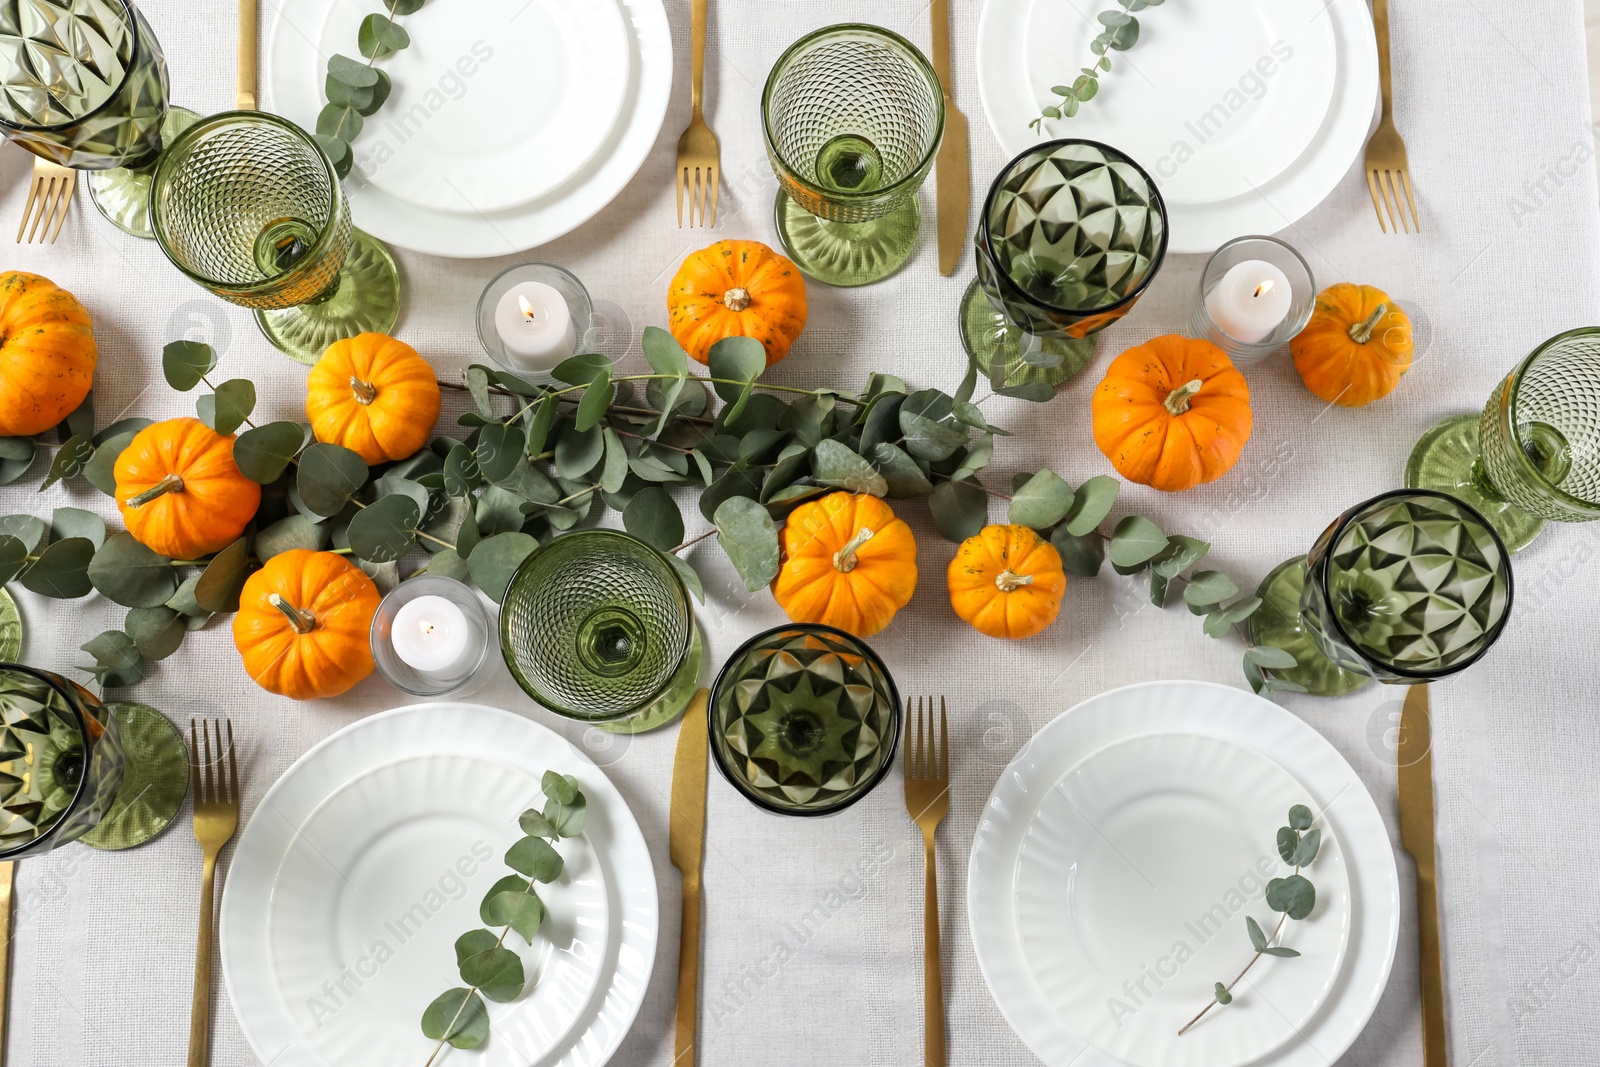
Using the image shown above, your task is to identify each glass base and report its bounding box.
[1405,413,1546,553]
[256,228,402,364]
[80,703,188,850]
[0,588,20,660]
[86,106,202,239]
[773,189,919,287]
[1248,556,1371,698]
[959,278,1095,395]
[597,624,702,734]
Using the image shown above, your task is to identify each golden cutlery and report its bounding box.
[903,696,949,1067]
[15,157,75,244]
[237,0,258,109]
[1397,684,1446,1066]
[1363,0,1419,233]
[674,0,720,227]
[669,689,710,1066]
[929,0,968,275]
[0,860,11,1066]
[189,719,240,1067]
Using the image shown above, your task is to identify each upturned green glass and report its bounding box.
[149,111,400,364]
[708,624,900,816]
[1407,326,1600,552]
[762,24,944,287]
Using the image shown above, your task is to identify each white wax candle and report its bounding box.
[390,595,474,675]
[494,281,576,371]
[1204,260,1293,344]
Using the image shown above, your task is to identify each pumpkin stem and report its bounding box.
[349,375,378,405]
[1163,379,1205,416]
[1348,304,1388,344]
[832,527,875,573]
[995,569,1035,593]
[268,593,317,634]
[723,287,752,313]
[124,473,185,508]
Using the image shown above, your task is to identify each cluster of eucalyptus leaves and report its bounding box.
[1030,0,1163,131]
[314,0,427,179]
[420,771,585,1062]
[1180,804,1322,1036]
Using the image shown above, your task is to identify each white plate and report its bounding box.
[266,0,672,257]
[977,0,1379,253]
[969,682,1400,1067]
[1014,732,1351,1067]
[220,704,658,1067]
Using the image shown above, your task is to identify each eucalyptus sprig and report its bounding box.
[420,771,587,1063]
[1179,804,1321,1035]
[1029,0,1163,133]
[315,0,427,178]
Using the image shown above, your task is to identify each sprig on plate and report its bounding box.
[1029,0,1163,132]
[315,0,428,178]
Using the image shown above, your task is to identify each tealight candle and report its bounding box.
[493,281,576,372]
[1203,260,1293,344]
[390,595,474,676]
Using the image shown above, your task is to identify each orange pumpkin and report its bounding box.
[1091,334,1252,492]
[0,271,97,437]
[770,492,916,638]
[1290,283,1414,406]
[948,525,1066,640]
[114,417,262,559]
[667,240,808,366]
[232,549,380,699]
[306,332,441,464]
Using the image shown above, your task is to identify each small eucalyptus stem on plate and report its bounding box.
[1030,0,1164,132]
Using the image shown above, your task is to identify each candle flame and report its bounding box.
[1253,280,1275,299]
[517,294,535,322]
[419,621,436,636]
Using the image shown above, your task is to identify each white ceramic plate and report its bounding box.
[266,0,672,257]
[977,0,1378,253]
[969,682,1400,1067]
[220,704,658,1067]
[1013,732,1351,1067]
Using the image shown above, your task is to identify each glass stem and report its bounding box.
[303,272,343,307]
[1467,456,1508,503]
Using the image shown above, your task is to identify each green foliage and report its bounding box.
[1030,0,1162,130]
[318,1,430,177]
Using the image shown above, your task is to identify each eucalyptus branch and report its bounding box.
[1029,0,1162,132]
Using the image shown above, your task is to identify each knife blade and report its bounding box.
[669,689,710,1067]
[930,0,969,276]
[1397,683,1447,1067]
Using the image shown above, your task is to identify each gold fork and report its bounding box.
[674,0,719,227]
[1363,0,1419,233]
[903,696,949,1067]
[16,157,75,244]
[189,719,240,1067]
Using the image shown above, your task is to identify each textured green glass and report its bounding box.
[709,625,899,816]
[762,24,943,286]
[79,702,186,850]
[150,111,400,364]
[500,531,693,723]
[1247,556,1371,697]
[0,589,20,662]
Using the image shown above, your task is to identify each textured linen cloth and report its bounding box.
[4,1,1600,1065]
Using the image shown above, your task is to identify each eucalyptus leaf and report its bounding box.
[41,433,93,490]
[86,532,176,606]
[51,507,104,549]
[234,422,306,484]
[80,629,145,687]
[125,605,186,660]
[1009,470,1075,529]
[1261,945,1302,958]
[706,336,766,402]
[575,368,614,432]
[555,422,604,480]
[469,532,539,603]
[1245,645,1298,670]
[443,443,485,497]
[666,552,705,603]
[1183,569,1239,608]
[1288,804,1313,830]
[95,416,152,446]
[425,548,471,582]
[714,496,780,591]
[1223,596,1264,623]
[622,487,683,551]
[600,429,629,494]
[524,394,558,458]
[1265,874,1316,920]
[0,515,45,555]
[474,486,525,537]
[0,438,36,486]
[254,514,328,559]
[641,325,690,377]
[551,352,612,387]
[358,11,409,57]
[812,440,888,496]
[929,479,988,542]
[463,366,495,419]
[166,574,206,617]
[699,467,761,523]
[474,422,521,483]
[868,442,934,498]
[1292,828,1322,867]
[480,873,546,941]
[1277,825,1299,864]
[297,443,368,517]
[194,537,252,613]
[327,52,380,88]
[1213,982,1233,1006]
[83,430,136,495]
[1246,914,1268,952]
[518,808,556,838]
[347,495,419,563]
[1063,475,1120,536]
[0,535,27,586]
[420,988,489,1050]
[0,436,32,462]
[1052,526,1104,577]
[505,835,564,883]
[162,340,217,391]
[899,390,969,461]
[199,379,256,436]
[1107,515,1168,567]
[1152,535,1209,579]
[1202,609,1233,638]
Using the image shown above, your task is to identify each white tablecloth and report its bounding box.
[5,1,1600,1064]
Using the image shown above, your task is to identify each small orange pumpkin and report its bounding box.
[0,271,97,437]
[114,417,262,559]
[305,332,441,464]
[667,240,808,366]
[948,525,1066,639]
[232,549,381,699]
[1091,334,1252,492]
[1290,283,1414,407]
[770,492,916,638]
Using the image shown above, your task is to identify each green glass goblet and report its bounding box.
[1406,326,1600,552]
[962,139,1168,398]
[761,23,944,287]
[708,624,900,817]
[500,530,698,730]
[149,110,400,364]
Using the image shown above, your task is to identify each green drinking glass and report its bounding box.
[1406,326,1600,552]
[761,24,944,287]
[149,111,400,364]
[708,624,900,817]
[500,530,699,730]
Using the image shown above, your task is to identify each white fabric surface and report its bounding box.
[4,1,1600,1065]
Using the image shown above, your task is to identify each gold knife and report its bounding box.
[0,860,11,1067]
[1397,683,1447,1067]
[237,0,257,109]
[930,0,969,276]
[669,689,710,1067]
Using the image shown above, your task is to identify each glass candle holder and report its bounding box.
[370,577,490,697]
[476,262,594,381]
[1187,235,1315,364]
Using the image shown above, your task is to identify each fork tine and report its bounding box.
[706,166,719,228]
[202,719,215,805]
[46,172,71,243]
[675,166,685,228]
[938,697,948,782]
[1380,170,1403,234]
[1365,170,1388,234]
[226,719,239,806]
[189,718,202,799]
[16,175,41,244]
[40,176,66,243]
[1399,170,1420,233]
[1382,171,1409,235]
[25,177,52,244]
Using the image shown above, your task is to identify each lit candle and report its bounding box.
[493,281,576,372]
[1204,260,1293,344]
[390,595,474,676]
